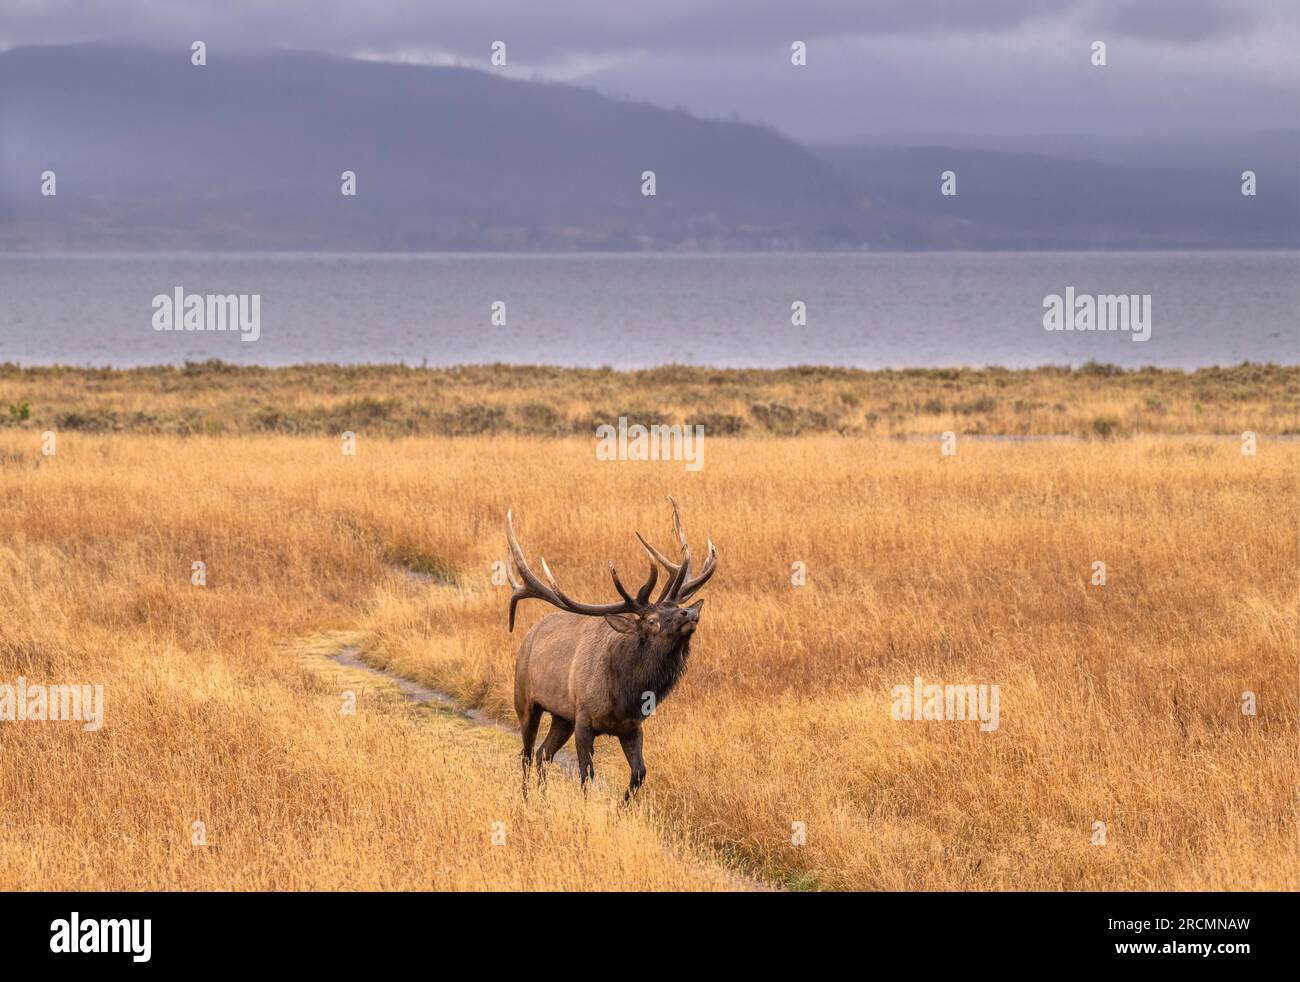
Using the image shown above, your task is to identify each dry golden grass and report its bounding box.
[0,428,1295,890]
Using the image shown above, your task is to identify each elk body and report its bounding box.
[505,497,717,800]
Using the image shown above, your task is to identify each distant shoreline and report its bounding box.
[4,248,1300,257]
[2,362,1294,439]
[4,360,1299,374]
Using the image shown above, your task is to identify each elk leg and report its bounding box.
[575,718,596,792]
[535,715,574,785]
[618,729,646,803]
[518,702,542,792]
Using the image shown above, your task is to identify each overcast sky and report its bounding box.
[2,0,1296,143]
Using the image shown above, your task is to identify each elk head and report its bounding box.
[504,495,717,636]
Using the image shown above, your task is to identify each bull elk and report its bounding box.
[505,496,717,800]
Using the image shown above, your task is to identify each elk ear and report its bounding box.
[604,612,642,634]
[686,599,704,615]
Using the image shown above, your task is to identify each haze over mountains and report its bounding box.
[1,43,1296,251]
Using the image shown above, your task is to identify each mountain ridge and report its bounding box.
[0,42,866,250]
[1,43,1296,251]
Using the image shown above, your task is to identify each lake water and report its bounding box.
[1,251,1296,368]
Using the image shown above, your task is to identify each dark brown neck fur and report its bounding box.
[610,633,693,718]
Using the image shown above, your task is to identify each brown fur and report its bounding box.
[514,603,702,797]
[505,498,715,799]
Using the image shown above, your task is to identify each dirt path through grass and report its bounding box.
[296,628,777,891]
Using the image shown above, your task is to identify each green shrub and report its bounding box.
[1091,416,1122,438]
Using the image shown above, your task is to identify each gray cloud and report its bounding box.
[1,0,1290,52]
[1,0,1295,141]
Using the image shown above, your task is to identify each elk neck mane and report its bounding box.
[611,630,693,705]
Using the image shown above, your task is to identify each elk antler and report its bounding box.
[505,510,658,631]
[635,496,718,603]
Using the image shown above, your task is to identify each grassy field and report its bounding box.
[2,361,1297,438]
[0,405,1294,889]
